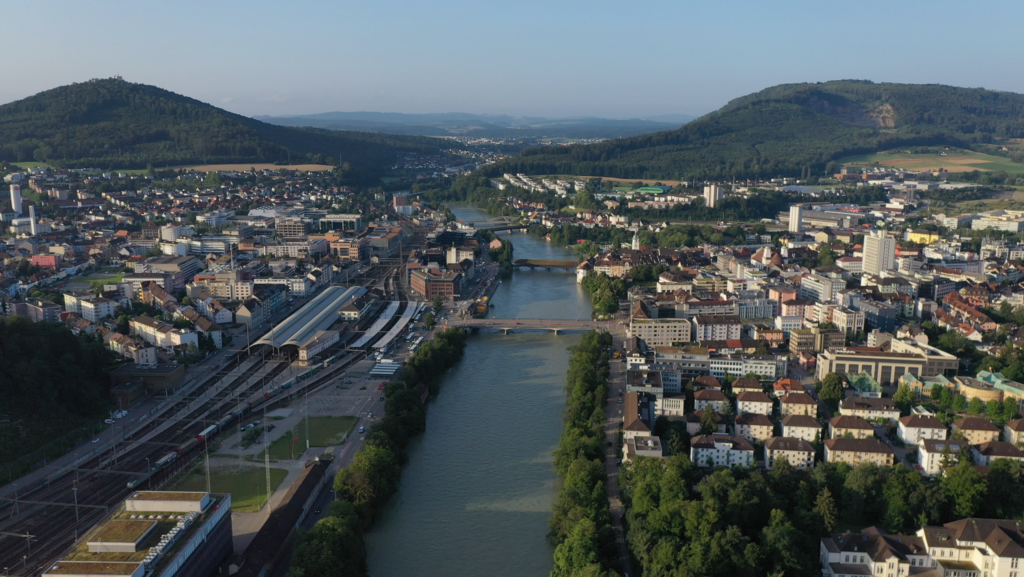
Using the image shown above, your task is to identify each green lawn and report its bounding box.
[11,162,51,169]
[172,464,288,513]
[78,273,124,283]
[839,149,1024,174]
[258,416,358,461]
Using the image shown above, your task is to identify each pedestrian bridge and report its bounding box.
[445,317,611,335]
[512,259,579,270]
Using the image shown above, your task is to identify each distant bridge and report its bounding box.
[513,259,579,270]
[446,317,611,335]
[475,223,530,232]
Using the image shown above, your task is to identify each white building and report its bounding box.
[703,184,723,208]
[896,415,947,444]
[690,434,755,468]
[916,439,971,476]
[789,205,804,233]
[863,230,896,275]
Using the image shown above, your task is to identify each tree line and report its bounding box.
[549,330,619,577]
[289,328,468,577]
[623,452,1024,577]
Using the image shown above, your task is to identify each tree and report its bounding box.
[968,397,985,415]
[819,373,844,412]
[893,383,915,415]
[1004,398,1019,422]
[952,394,967,413]
[942,460,987,518]
[813,488,837,534]
[432,296,444,312]
[699,408,719,435]
[987,399,1004,421]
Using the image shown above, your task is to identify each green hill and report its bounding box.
[484,80,1024,180]
[0,78,445,175]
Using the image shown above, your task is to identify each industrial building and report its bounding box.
[255,285,367,349]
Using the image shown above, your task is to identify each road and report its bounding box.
[605,325,633,576]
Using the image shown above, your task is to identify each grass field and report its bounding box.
[179,163,333,172]
[839,150,1024,174]
[173,463,288,513]
[11,162,50,169]
[258,416,358,461]
[77,272,124,283]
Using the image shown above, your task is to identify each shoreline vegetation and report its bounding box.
[288,327,468,577]
[548,331,619,577]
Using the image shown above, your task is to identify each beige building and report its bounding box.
[781,414,821,442]
[731,377,763,394]
[629,317,692,347]
[1004,419,1024,445]
[623,391,652,441]
[952,417,1000,444]
[971,441,1024,466]
[816,348,927,386]
[685,411,726,436]
[780,393,818,417]
[736,391,773,416]
[888,338,959,376]
[828,415,875,439]
[734,413,774,444]
[824,438,894,466]
[896,415,946,444]
[838,397,900,421]
[764,437,815,470]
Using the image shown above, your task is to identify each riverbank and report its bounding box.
[288,327,468,577]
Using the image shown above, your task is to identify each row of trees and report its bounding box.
[623,453,1024,577]
[579,272,627,316]
[289,328,468,577]
[549,331,618,577]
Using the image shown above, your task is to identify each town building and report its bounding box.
[781,414,821,442]
[972,441,1024,466]
[917,439,972,476]
[764,437,815,470]
[690,434,755,468]
[863,230,896,275]
[736,391,773,415]
[733,413,774,444]
[817,348,927,387]
[693,389,729,413]
[839,397,900,421]
[780,393,818,417]
[828,415,875,439]
[691,315,742,342]
[896,415,947,444]
[823,437,894,466]
[951,417,1000,444]
[685,411,727,436]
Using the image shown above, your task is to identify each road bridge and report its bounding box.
[512,259,579,270]
[446,318,611,335]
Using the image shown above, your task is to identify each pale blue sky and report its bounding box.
[5,0,1024,118]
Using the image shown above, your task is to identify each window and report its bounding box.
[1015,559,1021,569]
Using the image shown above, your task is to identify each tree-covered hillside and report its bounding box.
[483,80,1024,180]
[0,78,445,173]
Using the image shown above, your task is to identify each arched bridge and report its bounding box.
[445,317,611,335]
[513,259,579,270]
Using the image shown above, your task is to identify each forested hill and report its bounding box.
[0,78,445,174]
[483,80,1024,180]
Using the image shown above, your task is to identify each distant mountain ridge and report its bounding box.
[482,80,1024,180]
[255,111,695,139]
[0,78,446,176]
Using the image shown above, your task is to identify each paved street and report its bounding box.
[605,324,633,576]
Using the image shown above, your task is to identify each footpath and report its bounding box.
[605,323,633,576]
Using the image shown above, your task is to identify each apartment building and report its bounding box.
[780,393,818,417]
[708,354,787,380]
[828,415,875,439]
[693,389,729,413]
[1004,419,1024,445]
[789,327,845,356]
[736,391,773,416]
[685,411,726,436]
[917,439,971,476]
[951,417,1000,444]
[800,274,843,304]
[691,315,742,341]
[972,441,1024,466]
[764,437,815,470]
[781,414,821,442]
[130,315,199,350]
[863,230,896,275]
[823,438,894,466]
[839,397,900,421]
[831,307,865,334]
[690,434,755,468]
[134,255,202,290]
[734,413,774,444]
[629,317,691,347]
[410,269,463,301]
[896,415,947,444]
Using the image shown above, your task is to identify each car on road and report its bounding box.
[368,413,373,419]
[359,386,367,390]
[358,426,365,433]
[92,438,100,443]
[379,396,385,401]
[314,508,321,515]
[105,419,115,424]
[617,398,623,404]
[378,382,387,390]
[266,424,275,431]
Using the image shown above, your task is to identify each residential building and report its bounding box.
[410,269,463,301]
[734,413,774,444]
[951,417,1000,444]
[789,327,845,356]
[917,439,971,476]
[828,415,876,439]
[703,184,723,208]
[972,441,1024,466]
[800,274,843,304]
[764,437,815,470]
[731,377,763,394]
[630,317,691,347]
[823,437,894,466]
[690,434,755,468]
[831,307,865,335]
[10,299,62,322]
[654,395,685,417]
[888,339,958,376]
[691,315,742,342]
[130,315,199,350]
[782,414,821,442]
[624,436,667,462]
[1004,419,1024,445]
[896,415,947,444]
[789,205,804,233]
[623,391,652,441]
[693,389,729,413]
[708,354,786,380]
[736,391,773,416]
[134,255,202,290]
[780,393,818,417]
[863,230,896,275]
[839,397,900,421]
[685,411,726,436]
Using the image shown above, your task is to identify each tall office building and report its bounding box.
[703,184,723,208]
[789,205,804,233]
[863,230,896,275]
[9,184,22,215]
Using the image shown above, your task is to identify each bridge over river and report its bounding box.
[445,317,612,334]
[512,259,579,270]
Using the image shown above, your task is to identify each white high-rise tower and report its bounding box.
[789,205,804,233]
[9,184,22,215]
[29,205,38,236]
[863,230,896,275]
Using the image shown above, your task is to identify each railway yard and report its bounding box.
[0,223,428,576]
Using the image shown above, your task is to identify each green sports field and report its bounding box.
[840,149,1024,174]
[173,463,288,513]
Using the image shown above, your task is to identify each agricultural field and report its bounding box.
[840,149,1024,173]
[173,461,287,513]
[258,416,358,461]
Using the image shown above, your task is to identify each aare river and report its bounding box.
[364,205,592,576]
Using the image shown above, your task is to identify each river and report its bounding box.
[364,205,592,576]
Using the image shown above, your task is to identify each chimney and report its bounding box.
[9,184,22,215]
[29,205,38,236]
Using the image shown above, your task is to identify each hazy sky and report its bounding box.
[5,0,1024,119]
